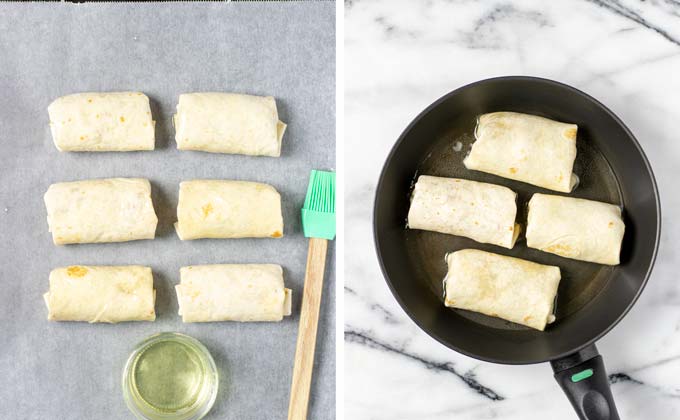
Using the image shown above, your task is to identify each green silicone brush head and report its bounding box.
[301,170,336,240]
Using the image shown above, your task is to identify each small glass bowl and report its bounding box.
[122,332,218,420]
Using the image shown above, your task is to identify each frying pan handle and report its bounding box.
[551,344,619,420]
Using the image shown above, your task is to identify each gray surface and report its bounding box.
[0,3,335,419]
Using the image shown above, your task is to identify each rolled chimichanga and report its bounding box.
[48,92,155,151]
[407,175,520,249]
[464,112,578,192]
[444,249,561,331]
[526,193,625,265]
[175,180,283,240]
[176,264,292,322]
[44,178,158,245]
[44,265,156,323]
[174,92,286,157]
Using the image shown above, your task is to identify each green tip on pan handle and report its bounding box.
[551,344,619,420]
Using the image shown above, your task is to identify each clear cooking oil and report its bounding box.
[123,333,218,420]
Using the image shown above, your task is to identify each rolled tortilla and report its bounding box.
[444,249,561,331]
[176,264,292,322]
[464,112,578,192]
[47,92,155,151]
[526,193,625,265]
[175,180,283,240]
[407,175,520,249]
[44,178,158,245]
[44,265,156,323]
[174,92,286,156]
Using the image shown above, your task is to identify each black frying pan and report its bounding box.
[373,76,660,420]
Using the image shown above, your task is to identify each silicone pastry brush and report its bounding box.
[288,170,336,420]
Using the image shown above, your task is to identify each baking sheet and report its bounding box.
[0,2,335,419]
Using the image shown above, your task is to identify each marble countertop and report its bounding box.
[344,0,680,418]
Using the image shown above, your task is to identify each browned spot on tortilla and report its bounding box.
[490,120,507,130]
[271,231,283,238]
[95,114,100,119]
[509,167,517,174]
[474,221,479,225]
[523,315,532,322]
[87,99,92,103]
[608,221,614,228]
[120,116,125,123]
[546,244,572,254]
[118,282,135,294]
[79,136,85,141]
[509,226,514,231]
[490,312,498,317]
[565,127,577,140]
[201,203,213,218]
[66,266,88,277]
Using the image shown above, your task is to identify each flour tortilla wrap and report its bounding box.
[44,178,158,245]
[174,92,286,156]
[407,175,520,249]
[464,112,578,192]
[47,92,155,151]
[44,265,156,323]
[526,193,625,265]
[176,264,292,322]
[175,180,284,240]
[444,249,561,331]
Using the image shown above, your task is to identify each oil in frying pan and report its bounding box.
[404,114,622,331]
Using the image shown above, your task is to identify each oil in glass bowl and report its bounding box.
[123,332,218,420]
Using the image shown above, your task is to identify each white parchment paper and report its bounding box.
[0,2,336,419]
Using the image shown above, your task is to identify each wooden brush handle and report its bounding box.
[288,237,328,420]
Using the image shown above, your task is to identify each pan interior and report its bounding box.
[374,77,660,364]
[406,113,622,330]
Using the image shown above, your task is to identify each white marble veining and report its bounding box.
[344,0,680,418]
